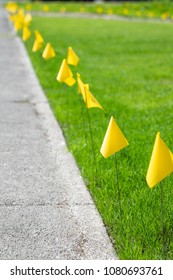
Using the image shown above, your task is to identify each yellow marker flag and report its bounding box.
[67,47,79,66]
[23,13,32,26]
[18,8,25,17]
[22,26,31,41]
[100,116,129,159]
[32,40,43,52]
[14,18,23,31]
[84,84,104,111]
[34,31,44,43]
[9,14,16,22]
[6,2,18,13]
[77,73,85,95]
[57,59,76,87]
[13,9,25,31]
[146,132,173,188]
[42,43,56,60]
[43,5,49,12]
[26,4,32,11]
[60,6,66,13]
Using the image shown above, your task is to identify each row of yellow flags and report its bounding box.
[7,3,173,190]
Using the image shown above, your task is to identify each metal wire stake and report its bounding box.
[86,108,97,181]
[80,97,87,144]
[160,182,166,259]
[65,87,69,129]
[114,154,122,223]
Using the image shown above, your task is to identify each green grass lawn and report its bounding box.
[21,15,173,259]
[16,0,173,20]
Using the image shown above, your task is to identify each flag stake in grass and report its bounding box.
[101,116,129,225]
[114,154,122,223]
[146,132,173,259]
[80,97,87,145]
[77,73,87,145]
[65,86,69,129]
[57,60,76,129]
[160,182,166,259]
[23,16,173,259]
[84,84,104,182]
[86,107,97,181]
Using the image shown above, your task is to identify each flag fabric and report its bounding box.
[146,132,173,188]
[43,5,49,12]
[32,40,43,52]
[26,4,32,11]
[77,73,85,96]
[9,14,16,22]
[17,8,25,17]
[100,116,129,159]
[13,9,25,31]
[17,8,25,24]
[14,18,23,31]
[84,84,104,111]
[57,59,76,86]
[67,47,79,66]
[6,2,18,13]
[42,43,56,60]
[22,26,31,41]
[34,30,44,43]
[23,13,32,26]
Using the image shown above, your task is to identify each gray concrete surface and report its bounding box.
[0,7,117,259]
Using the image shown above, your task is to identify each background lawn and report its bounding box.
[17,0,173,20]
[22,15,173,259]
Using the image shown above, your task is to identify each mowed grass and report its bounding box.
[18,1,173,20]
[23,16,173,259]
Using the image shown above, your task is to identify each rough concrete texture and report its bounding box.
[0,7,117,259]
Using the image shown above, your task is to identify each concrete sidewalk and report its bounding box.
[0,7,116,259]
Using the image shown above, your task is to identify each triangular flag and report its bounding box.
[43,5,49,12]
[67,47,79,66]
[17,9,25,23]
[18,8,25,17]
[13,9,25,31]
[9,14,16,22]
[26,4,32,11]
[23,13,32,26]
[146,132,173,188]
[14,18,23,31]
[84,84,104,111]
[42,43,56,60]
[34,30,44,43]
[22,26,31,41]
[6,2,18,13]
[77,73,85,96]
[57,59,76,86]
[100,116,129,159]
[32,39,43,52]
